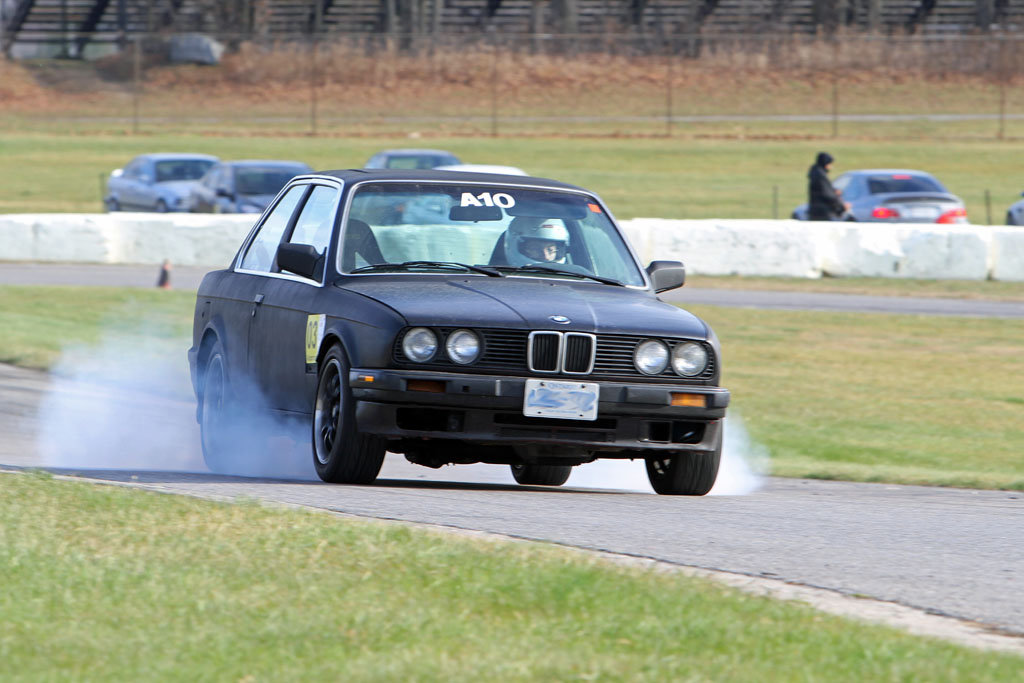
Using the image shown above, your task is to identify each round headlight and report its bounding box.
[445,329,481,365]
[672,342,708,377]
[634,340,670,375]
[402,327,437,362]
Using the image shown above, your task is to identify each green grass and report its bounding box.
[1,284,1021,490]
[1,471,1019,681]
[3,131,1024,223]
[687,275,1024,301]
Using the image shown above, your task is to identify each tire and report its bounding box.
[645,440,722,496]
[198,342,233,473]
[105,198,120,212]
[1006,211,1017,226]
[313,345,385,484]
[155,199,169,213]
[510,463,572,487]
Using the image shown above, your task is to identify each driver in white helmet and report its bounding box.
[504,217,569,266]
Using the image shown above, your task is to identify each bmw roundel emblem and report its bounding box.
[549,315,571,324]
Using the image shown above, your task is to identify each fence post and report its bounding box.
[310,36,318,136]
[132,36,141,135]
[985,189,992,225]
[831,40,839,138]
[665,41,673,138]
[490,37,499,137]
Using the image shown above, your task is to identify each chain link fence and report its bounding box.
[4,31,1023,139]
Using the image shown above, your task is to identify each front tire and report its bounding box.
[510,463,572,486]
[313,345,385,484]
[645,440,721,496]
[155,199,168,213]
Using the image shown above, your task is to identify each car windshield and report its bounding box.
[340,182,645,287]
[866,175,944,194]
[236,167,304,196]
[154,159,215,183]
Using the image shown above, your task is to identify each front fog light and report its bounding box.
[445,329,480,365]
[402,327,437,362]
[672,342,708,377]
[634,339,669,375]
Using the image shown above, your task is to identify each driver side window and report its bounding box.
[239,185,306,272]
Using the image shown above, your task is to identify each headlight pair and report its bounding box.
[633,339,708,377]
[402,328,480,365]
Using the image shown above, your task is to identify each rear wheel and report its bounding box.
[313,345,385,484]
[105,198,120,212]
[645,440,721,496]
[199,343,232,473]
[1007,211,1018,226]
[155,199,168,213]
[510,463,572,487]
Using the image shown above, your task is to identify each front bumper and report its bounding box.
[350,368,729,454]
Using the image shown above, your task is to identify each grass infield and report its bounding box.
[1,471,1021,681]
[0,284,1020,490]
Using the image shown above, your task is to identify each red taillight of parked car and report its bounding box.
[872,207,900,219]
[936,208,967,224]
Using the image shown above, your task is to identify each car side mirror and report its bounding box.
[646,260,685,293]
[277,242,322,280]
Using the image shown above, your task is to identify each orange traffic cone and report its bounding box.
[157,260,172,290]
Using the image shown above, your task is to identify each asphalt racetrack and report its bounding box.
[1,263,1022,650]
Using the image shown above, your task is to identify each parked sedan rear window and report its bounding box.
[867,175,943,194]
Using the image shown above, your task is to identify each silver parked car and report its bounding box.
[792,169,967,224]
[188,160,313,214]
[363,148,461,170]
[1005,193,1024,225]
[105,153,219,213]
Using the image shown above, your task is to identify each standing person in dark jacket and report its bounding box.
[807,152,848,221]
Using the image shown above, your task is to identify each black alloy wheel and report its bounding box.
[313,345,385,484]
[199,344,232,473]
[645,440,721,496]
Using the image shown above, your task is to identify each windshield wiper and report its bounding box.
[350,261,504,277]
[496,264,625,286]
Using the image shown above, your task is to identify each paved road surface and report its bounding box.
[1,362,1021,642]
[3,262,1022,318]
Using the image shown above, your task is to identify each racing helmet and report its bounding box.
[504,217,569,266]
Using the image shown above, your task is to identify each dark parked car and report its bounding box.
[188,160,313,214]
[1005,192,1024,226]
[188,169,729,495]
[792,169,967,224]
[363,148,461,170]
[105,153,219,212]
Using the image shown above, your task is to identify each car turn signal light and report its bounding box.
[670,393,706,408]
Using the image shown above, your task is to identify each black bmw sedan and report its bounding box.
[188,169,730,495]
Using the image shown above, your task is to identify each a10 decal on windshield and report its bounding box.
[460,191,516,208]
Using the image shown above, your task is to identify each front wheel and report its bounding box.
[645,441,721,496]
[155,199,168,213]
[510,463,572,487]
[313,345,385,484]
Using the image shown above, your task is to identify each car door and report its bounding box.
[192,165,219,213]
[248,181,341,415]
[207,183,310,397]
[118,159,148,209]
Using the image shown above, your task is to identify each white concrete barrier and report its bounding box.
[0,213,255,267]
[2,213,1023,281]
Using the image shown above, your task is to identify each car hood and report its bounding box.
[340,276,708,339]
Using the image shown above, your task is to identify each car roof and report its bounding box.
[434,164,528,176]
[219,159,311,168]
[842,169,937,177]
[375,148,457,156]
[308,168,587,192]
[137,153,220,162]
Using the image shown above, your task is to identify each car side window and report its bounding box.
[239,185,307,272]
[288,185,338,257]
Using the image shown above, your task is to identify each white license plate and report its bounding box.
[907,206,939,219]
[523,379,599,421]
